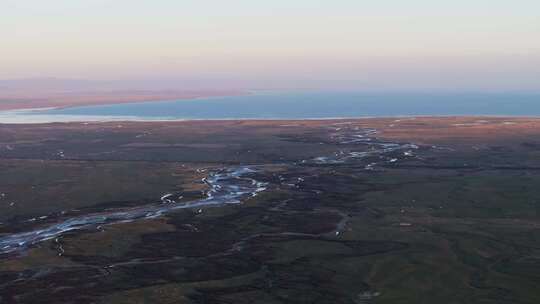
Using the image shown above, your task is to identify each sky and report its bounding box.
[1,0,539,91]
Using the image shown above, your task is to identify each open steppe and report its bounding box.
[1,117,540,303]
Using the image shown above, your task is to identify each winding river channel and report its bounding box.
[0,125,419,255]
[0,167,267,254]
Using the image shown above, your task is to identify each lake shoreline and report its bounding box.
[0,115,537,127]
[2,91,537,123]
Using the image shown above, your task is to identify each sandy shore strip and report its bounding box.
[0,89,247,111]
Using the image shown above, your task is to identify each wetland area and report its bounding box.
[1,117,540,303]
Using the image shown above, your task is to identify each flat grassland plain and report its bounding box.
[1,117,540,304]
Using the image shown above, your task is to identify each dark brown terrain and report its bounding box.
[1,117,540,303]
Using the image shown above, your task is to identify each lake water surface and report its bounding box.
[2,91,540,123]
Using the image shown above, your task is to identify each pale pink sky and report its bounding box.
[1,0,539,91]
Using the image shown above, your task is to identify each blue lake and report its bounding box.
[4,91,540,122]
